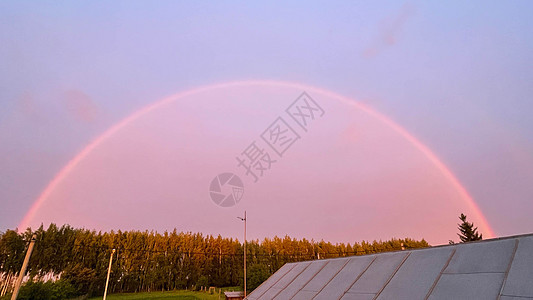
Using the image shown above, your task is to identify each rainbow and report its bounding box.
[18,80,496,238]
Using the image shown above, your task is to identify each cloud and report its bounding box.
[62,89,99,123]
[363,3,415,58]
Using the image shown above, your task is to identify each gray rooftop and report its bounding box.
[247,233,533,300]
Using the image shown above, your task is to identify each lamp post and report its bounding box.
[238,211,247,298]
[103,249,115,300]
[11,234,36,300]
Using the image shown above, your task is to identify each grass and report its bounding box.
[88,288,242,300]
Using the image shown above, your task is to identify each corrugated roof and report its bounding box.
[248,233,533,300]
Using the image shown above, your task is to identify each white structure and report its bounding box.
[225,291,245,300]
[248,234,533,300]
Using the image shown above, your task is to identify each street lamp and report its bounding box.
[238,211,247,298]
[11,234,37,300]
[103,249,115,300]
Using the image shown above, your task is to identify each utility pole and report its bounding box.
[238,211,247,298]
[103,249,115,300]
[11,234,36,300]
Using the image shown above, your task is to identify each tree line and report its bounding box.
[0,224,430,297]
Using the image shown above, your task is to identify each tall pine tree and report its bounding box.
[457,213,483,242]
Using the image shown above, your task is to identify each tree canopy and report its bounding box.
[0,224,430,297]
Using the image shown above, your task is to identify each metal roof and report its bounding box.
[247,233,533,300]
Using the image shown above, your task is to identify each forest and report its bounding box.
[0,224,429,298]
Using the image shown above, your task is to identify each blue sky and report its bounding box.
[1,1,533,239]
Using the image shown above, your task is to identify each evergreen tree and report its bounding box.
[457,213,483,242]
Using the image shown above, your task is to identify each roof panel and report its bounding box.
[291,290,318,300]
[347,252,408,294]
[500,296,533,300]
[273,260,327,299]
[291,258,350,299]
[444,239,515,274]
[247,263,295,299]
[271,261,311,288]
[313,255,375,300]
[428,273,505,300]
[301,258,349,291]
[340,292,376,300]
[377,247,454,300]
[502,235,533,297]
[257,261,311,300]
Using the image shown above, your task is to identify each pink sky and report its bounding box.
[20,82,493,245]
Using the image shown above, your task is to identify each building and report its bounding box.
[224,291,245,300]
[248,233,533,300]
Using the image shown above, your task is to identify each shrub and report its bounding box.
[196,275,209,291]
[16,279,78,300]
